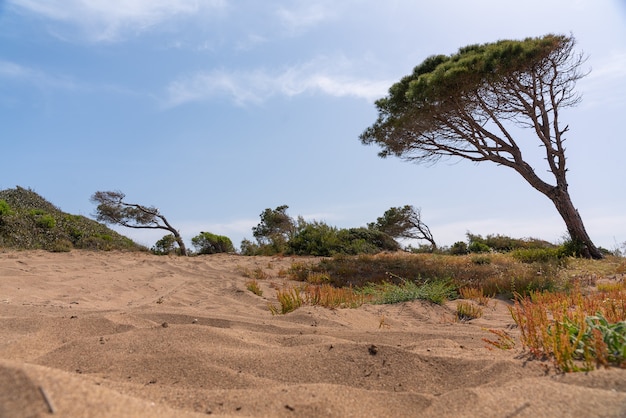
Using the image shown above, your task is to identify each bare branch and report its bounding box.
[91,191,187,255]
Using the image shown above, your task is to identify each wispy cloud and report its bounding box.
[275,2,336,32]
[0,59,79,90]
[164,56,391,107]
[581,50,626,108]
[587,50,626,80]
[8,0,228,42]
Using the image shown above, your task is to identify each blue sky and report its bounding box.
[1,0,625,251]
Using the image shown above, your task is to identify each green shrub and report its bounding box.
[336,227,399,255]
[152,234,177,255]
[560,237,588,258]
[0,186,145,252]
[288,221,340,256]
[450,241,468,255]
[28,209,46,216]
[469,241,490,253]
[36,214,56,229]
[0,199,13,216]
[287,223,399,256]
[467,232,555,252]
[361,278,456,305]
[192,231,235,254]
[240,238,260,256]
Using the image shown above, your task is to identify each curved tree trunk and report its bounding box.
[512,162,603,259]
[548,189,603,259]
[172,232,188,256]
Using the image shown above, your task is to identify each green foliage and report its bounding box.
[468,241,490,253]
[239,238,260,256]
[36,214,56,229]
[0,199,14,216]
[244,208,400,256]
[369,205,436,250]
[252,205,294,251]
[449,241,469,255]
[559,313,626,369]
[560,237,588,258]
[288,222,399,256]
[336,227,399,254]
[152,234,178,255]
[192,231,235,255]
[361,277,456,305]
[288,221,340,256]
[467,233,555,252]
[0,186,144,252]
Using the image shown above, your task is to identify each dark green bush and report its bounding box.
[337,228,400,254]
[152,234,178,255]
[287,224,399,256]
[450,241,469,255]
[288,221,340,256]
[469,241,490,253]
[192,231,235,254]
[239,238,260,256]
[467,232,555,252]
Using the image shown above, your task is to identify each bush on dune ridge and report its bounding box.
[0,186,143,252]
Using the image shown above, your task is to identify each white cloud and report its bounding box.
[580,50,626,108]
[164,56,391,107]
[275,2,336,32]
[589,51,626,80]
[8,0,227,41]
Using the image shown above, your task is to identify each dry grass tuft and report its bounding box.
[459,287,492,306]
[245,280,263,296]
[482,328,516,350]
[238,266,271,281]
[268,283,369,314]
[456,301,483,321]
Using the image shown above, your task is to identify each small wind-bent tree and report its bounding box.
[369,205,437,251]
[91,191,187,256]
[252,205,295,253]
[361,34,602,258]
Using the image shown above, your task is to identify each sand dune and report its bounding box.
[1,250,625,417]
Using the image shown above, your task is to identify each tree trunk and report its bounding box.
[173,232,187,256]
[549,189,603,259]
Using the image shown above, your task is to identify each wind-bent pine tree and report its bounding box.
[360,34,603,258]
[91,191,187,256]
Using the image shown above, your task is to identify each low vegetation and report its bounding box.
[0,187,142,252]
[287,252,562,297]
[266,251,626,373]
[511,283,626,372]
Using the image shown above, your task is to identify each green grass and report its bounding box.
[361,277,456,305]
